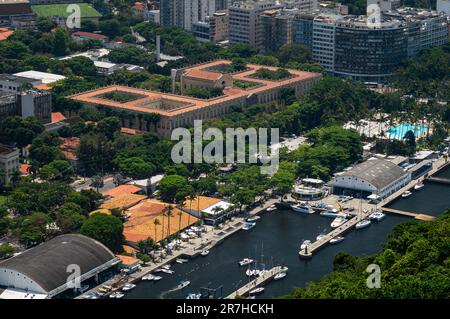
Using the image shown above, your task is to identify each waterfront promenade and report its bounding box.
[226,266,282,299]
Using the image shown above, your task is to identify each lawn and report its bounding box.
[31,3,102,18]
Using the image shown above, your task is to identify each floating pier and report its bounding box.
[427,176,450,185]
[226,266,282,299]
[381,207,434,221]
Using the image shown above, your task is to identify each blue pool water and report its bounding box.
[387,124,428,140]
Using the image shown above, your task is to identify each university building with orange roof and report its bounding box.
[69,60,321,137]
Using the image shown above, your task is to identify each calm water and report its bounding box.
[125,170,450,299]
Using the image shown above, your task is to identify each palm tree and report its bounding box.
[187,193,196,226]
[163,205,174,239]
[153,218,161,242]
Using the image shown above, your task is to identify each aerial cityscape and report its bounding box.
[0,0,449,305]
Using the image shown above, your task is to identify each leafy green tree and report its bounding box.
[117,157,155,179]
[38,160,75,181]
[55,202,86,233]
[277,44,311,64]
[36,17,55,32]
[0,243,15,259]
[158,174,191,203]
[53,28,68,56]
[80,213,124,251]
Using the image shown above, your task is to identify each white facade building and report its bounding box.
[331,158,411,198]
[0,144,20,186]
[312,14,339,73]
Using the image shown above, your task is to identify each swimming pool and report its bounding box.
[386,124,429,140]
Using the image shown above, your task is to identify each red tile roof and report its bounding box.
[19,164,31,175]
[184,69,223,81]
[51,112,66,123]
[72,31,108,40]
[133,2,145,10]
[0,28,13,41]
[102,184,142,198]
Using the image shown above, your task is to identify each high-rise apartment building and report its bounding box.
[160,0,217,31]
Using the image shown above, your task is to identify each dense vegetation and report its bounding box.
[285,209,450,298]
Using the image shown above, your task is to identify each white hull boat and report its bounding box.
[329,236,344,244]
[176,258,188,264]
[152,276,163,281]
[246,216,260,222]
[300,240,311,250]
[279,266,288,273]
[239,258,254,266]
[369,211,385,221]
[200,250,210,256]
[274,272,287,280]
[142,274,154,281]
[122,283,136,291]
[266,205,277,212]
[242,222,256,230]
[292,204,314,214]
[162,265,171,270]
[316,234,326,241]
[331,216,347,228]
[355,219,371,229]
[186,293,201,299]
[178,281,191,289]
[248,287,265,295]
[402,191,412,198]
[160,268,174,274]
[414,183,424,190]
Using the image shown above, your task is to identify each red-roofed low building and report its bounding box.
[18,163,31,176]
[51,112,66,123]
[0,28,13,41]
[59,137,80,169]
[132,2,145,13]
[71,31,109,44]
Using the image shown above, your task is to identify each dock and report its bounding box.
[427,176,450,185]
[226,266,282,299]
[299,211,372,258]
[380,207,435,221]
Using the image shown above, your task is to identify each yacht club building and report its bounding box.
[331,158,411,198]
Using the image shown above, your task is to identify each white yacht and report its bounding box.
[248,287,264,295]
[266,205,277,212]
[292,203,314,214]
[152,276,162,281]
[239,258,254,266]
[331,216,347,228]
[414,182,424,190]
[162,264,171,270]
[369,211,386,221]
[242,221,256,230]
[160,268,174,274]
[274,272,287,280]
[176,258,188,264]
[246,216,261,222]
[200,250,210,256]
[178,281,191,289]
[279,266,289,273]
[355,219,371,229]
[122,283,136,291]
[316,233,326,241]
[402,191,412,198]
[142,274,154,281]
[329,236,344,244]
[300,240,311,250]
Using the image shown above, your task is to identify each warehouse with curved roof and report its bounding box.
[0,234,120,299]
[331,158,411,198]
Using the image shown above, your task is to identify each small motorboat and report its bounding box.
[242,221,256,230]
[300,240,311,250]
[330,236,344,244]
[239,258,254,266]
[369,211,386,221]
[274,272,287,280]
[316,233,326,241]
[142,274,154,281]
[246,269,255,277]
[292,203,314,214]
[162,264,171,270]
[248,287,265,295]
[176,258,189,264]
[152,276,163,281]
[186,293,201,299]
[122,283,136,291]
[266,205,277,212]
[402,191,412,198]
[109,291,124,299]
[160,268,174,274]
[200,250,210,256]
[331,216,347,228]
[414,183,424,190]
[355,219,371,230]
[246,216,260,222]
[178,281,191,289]
[320,210,340,218]
[279,266,288,273]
